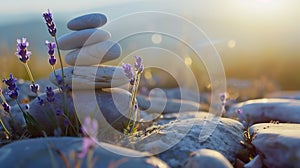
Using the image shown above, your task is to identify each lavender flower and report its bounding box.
[78,117,98,159]
[37,96,44,106]
[122,63,134,85]
[2,102,10,113]
[7,89,18,100]
[46,86,55,102]
[30,83,39,94]
[45,40,57,65]
[56,109,63,116]
[43,9,57,37]
[15,38,32,63]
[134,56,144,73]
[3,74,17,91]
[236,109,243,115]
[55,75,63,85]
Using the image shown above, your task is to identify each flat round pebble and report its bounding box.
[67,13,107,30]
[49,66,128,90]
[65,41,121,66]
[57,28,111,50]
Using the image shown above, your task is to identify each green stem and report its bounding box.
[0,117,10,138]
[24,63,35,84]
[54,36,65,84]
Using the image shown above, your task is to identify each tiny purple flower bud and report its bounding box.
[46,86,55,102]
[219,93,226,102]
[25,104,30,110]
[236,109,243,115]
[78,117,98,158]
[55,75,63,85]
[48,55,56,66]
[37,96,44,106]
[122,63,134,81]
[16,38,31,63]
[7,89,18,100]
[56,109,63,116]
[134,56,144,73]
[2,102,10,113]
[30,83,39,94]
[64,118,70,126]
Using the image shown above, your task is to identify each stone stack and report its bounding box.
[50,13,127,89]
[28,13,133,136]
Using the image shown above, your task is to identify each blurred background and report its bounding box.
[0,0,299,94]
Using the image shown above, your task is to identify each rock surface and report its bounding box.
[227,98,300,126]
[65,41,121,66]
[250,123,300,168]
[183,149,233,168]
[137,95,206,114]
[28,88,132,136]
[49,66,128,89]
[57,29,111,50]
[0,137,169,168]
[135,117,244,167]
[67,13,107,30]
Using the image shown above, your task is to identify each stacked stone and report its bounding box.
[49,13,127,89]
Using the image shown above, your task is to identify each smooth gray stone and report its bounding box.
[28,88,133,136]
[49,66,128,90]
[65,41,121,66]
[67,13,107,30]
[250,123,300,168]
[183,149,233,168]
[57,29,111,50]
[137,95,208,114]
[135,117,244,167]
[0,137,170,168]
[227,98,300,126]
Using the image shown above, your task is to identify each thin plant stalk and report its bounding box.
[23,63,35,84]
[54,36,64,84]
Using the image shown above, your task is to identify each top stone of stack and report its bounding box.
[67,13,107,30]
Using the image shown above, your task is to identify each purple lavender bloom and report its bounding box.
[37,96,44,106]
[30,83,39,94]
[236,109,243,115]
[48,56,57,66]
[16,38,32,63]
[134,56,144,73]
[78,117,98,159]
[122,63,134,84]
[2,102,10,113]
[3,74,17,91]
[45,40,56,55]
[46,86,55,102]
[56,109,63,116]
[43,9,57,37]
[55,75,63,85]
[25,104,30,110]
[7,89,18,100]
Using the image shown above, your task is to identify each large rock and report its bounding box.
[227,98,300,126]
[0,137,169,168]
[137,95,207,114]
[250,123,300,168]
[28,88,133,136]
[49,66,128,90]
[64,41,121,66]
[67,13,107,30]
[134,116,244,167]
[183,149,233,168]
[57,29,110,50]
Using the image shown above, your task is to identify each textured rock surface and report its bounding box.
[137,95,204,114]
[64,41,121,66]
[49,66,128,89]
[0,137,170,168]
[250,123,300,168]
[28,88,132,135]
[227,98,300,125]
[57,29,110,50]
[135,117,244,167]
[183,149,233,168]
[67,13,107,30]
